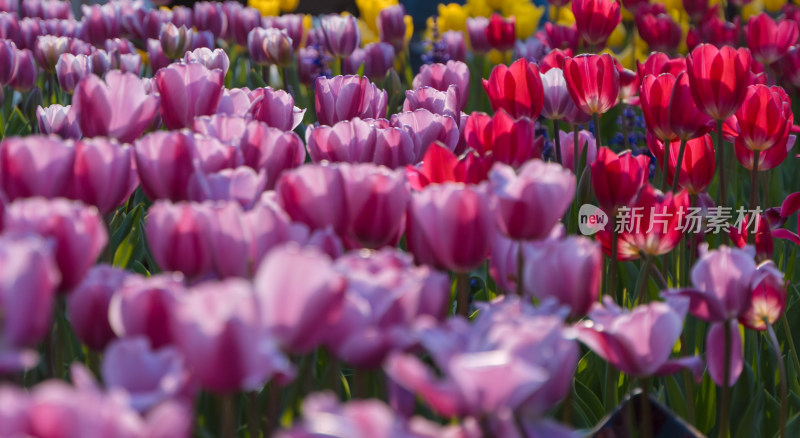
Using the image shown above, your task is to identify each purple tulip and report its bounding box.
[240,121,306,189]
[559,129,597,173]
[193,1,227,39]
[174,278,295,393]
[413,61,470,115]
[7,47,35,91]
[23,0,72,19]
[516,36,548,62]
[320,13,360,58]
[88,48,110,75]
[441,30,466,62]
[540,68,578,121]
[315,75,388,126]
[467,17,491,54]
[36,104,81,139]
[271,14,304,50]
[0,38,16,85]
[403,85,460,120]
[4,198,107,291]
[81,3,121,46]
[112,51,141,75]
[104,38,135,55]
[159,23,194,60]
[187,166,267,209]
[343,42,395,81]
[134,130,196,202]
[200,200,252,278]
[391,109,460,160]
[72,71,160,143]
[0,135,75,201]
[155,62,224,130]
[261,27,294,67]
[108,273,186,349]
[33,34,68,72]
[276,163,349,236]
[70,138,137,215]
[145,201,214,279]
[254,243,346,353]
[0,233,59,372]
[0,12,22,47]
[231,6,261,47]
[246,197,305,267]
[67,265,130,351]
[706,321,743,387]
[306,117,417,168]
[0,0,17,13]
[123,7,164,42]
[325,248,449,367]
[247,87,305,131]
[101,337,190,412]
[184,47,230,76]
[490,231,523,293]
[146,38,171,72]
[378,4,406,52]
[55,53,91,94]
[18,18,42,50]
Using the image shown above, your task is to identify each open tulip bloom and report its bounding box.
[2,2,800,438]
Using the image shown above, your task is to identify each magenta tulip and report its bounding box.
[275,163,348,234]
[70,138,137,214]
[36,104,81,139]
[246,87,305,131]
[155,62,224,130]
[239,121,306,189]
[145,200,214,279]
[315,75,388,126]
[0,135,74,201]
[67,265,130,351]
[390,109,459,160]
[55,53,91,94]
[320,13,360,58]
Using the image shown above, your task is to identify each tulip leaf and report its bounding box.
[2,107,30,138]
[732,384,764,438]
[574,378,605,426]
[663,375,688,420]
[109,204,143,258]
[251,68,268,88]
[694,376,717,433]
[784,412,800,438]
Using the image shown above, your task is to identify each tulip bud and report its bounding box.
[0,38,16,85]
[67,265,130,351]
[184,47,230,76]
[378,4,406,53]
[320,14,360,58]
[33,34,68,72]
[466,17,490,54]
[36,104,80,139]
[159,22,194,59]
[486,13,515,52]
[55,53,92,94]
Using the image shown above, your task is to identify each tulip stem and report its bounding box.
[633,255,651,305]
[220,394,236,438]
[780,314,800,382]
[574,126,580,175]
[661,138,671,191]
[593,113,602,148]
[553,119,562,165]
[679,334,697,425]
[672,138,687,192]
[766,321,787,438]
[456,272,470,317]
[247,391,261,438]
[719,319,732,438]
[748,150,761,242]
[516,242,525,296]
[609,216,619,302]
[640,378,653,438]
[716,119,727,209]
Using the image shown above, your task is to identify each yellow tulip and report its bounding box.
[404,15,415,45]
[607,22,627,49]
[438,3,470,32]
[466,0,494,17]
[764,0,786,11]
[358,18,378,45]
[279,0,299,13]
[550,6,575,24]
[510,3,545,40]
[248,0,280,16]
[741,0,765,19]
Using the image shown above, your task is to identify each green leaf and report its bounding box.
[663,375,689,420]
[109,204,143,257]
[3,107,31,137]
[574,378,605,426]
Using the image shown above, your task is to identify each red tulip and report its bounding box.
[545,23,579,52]
[648,133,715,194]
[686,44,752,120]
[539,48,573,72]
[734,84,792,152]
[485,13,515,52]
[636,52,686,84]
[405,143,491,190]
[640,72,714,141]
[734,134,795,171]
[729,214,774,262]
[463,110,542,168]
[590,146,649,211]
[746,13,798,65]
[571,0,621,48]
[738,262,785,331]
[482,58,544,120]
[682,0,713,22]
[563,53,619,115]
[636,13,682,53]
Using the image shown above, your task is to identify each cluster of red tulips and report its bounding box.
[1,0,800,436]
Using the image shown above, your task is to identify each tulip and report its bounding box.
[145,201,214,279]
[482,58,544,120]
[576,297,703,378]
[306,117,377,163]
[188,166,266,209]
[0,38,16,85]
[779,46,800,88]
[739,262,785,331]
[559,129,597,173]
[412,60,469,115]
[254,243,346,353]
[571,0,621,48]
[123,7,164,42]
[591,147,649,211]
[275,163,348,234]
[735,85,792,152]
[464,110,542,168]
[174,279,294,393]
[616,64,639,106]
[4,198,107,291]
[320,13,360,58]
[0,386,30,436]
[216,87,255,117]
[67,265,129,351]
[33,34,68,72]
[343,42,395,81]
[539,48,572,73]
[270,14,305,51]
[314,75,387,126]
[485,13,515,52]
[640,72,714,142]
[637,52,686,82]
[3,134,72,201]
[70,138,137,215]
[7,47,35,91]
[403,85,459,120]
[682,0,711,21]
[246,197,306,265]
[563,53,619,116]
[746,13,798,65]
[72,71,160,143]
[193,1,227,39]
[240,121,306,189]
[81,3,121,46]
[247,87,305,131]
[378,4,407,53]
[184,47,230,76]
[159,23,194,60]
[648,134,715,194]
[636,13,682,53]
[405,144,492,190]
[489,160,576,241]
[390,109,459,160]
[146,38,171,72]
[466,17,491,54]
[734,134,795,171]
[248,27,275,66]
[729,214,775,263]
[36,104,80,139]
[111,51,141,75]
[155,62,224,130]
[262,28,294,67]
[193,114,247,146]
[686,44,752,121]
[107,273,186,349]
[545,23,579,52]
[540,68,577,122]
[706,321,743,387]
[406,183,494,272]
[0,233,59,371]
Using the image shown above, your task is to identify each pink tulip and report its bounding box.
[72,71,160,143]
[489,160,576,241]
[559,129,597,173]
[391,109,459,160]
[81,3,121,46]
[306,118,417,168]
[540,67,579,121]
[155,62,224,130]
[406,183,494,272]
[0,135,74,201]
[146,38,171,72]
[36,104,80,139]
[276,163,348,234]
[246,198,305,267]
[33,34,68,72]
[239,121,306,189]
[101,337,190,412]
[576,297,703,378]
[145,201,213,279]
[4,197,107,291]
[70,138,137,214]
[7,47,36,92]
[246,87,305,131]
[187,166,267,209]
[55,53,91,94]
[67,265,130,351]
[254,243,346,353]
[489,231,522,293]
[108,273,186,349]
[342,42,395,81]
[403,85,460,120]
[315,75,388,126]
[320,13,360,58]
[412,60,470,112]
[0,386,30,436]
[193,1,227,39]
[201,200,252,278]
[192,114,248,146]
[183,47,230,76]
[0,233,59,372]
[216,87,252,116]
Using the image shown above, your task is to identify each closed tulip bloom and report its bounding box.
[276,163,348,234]
[315,75,387,126]
[378,4,407,53]
[246,197,305,266]
[559,129,597,173]
[0,39,16,85]
[145,201,214,279]
[72,71,160,143]
[576,297,703,378]
[184,47,230,76]
[188,166,266,209]
[71,138,137,215]
[739,262,785,331]
[746,13,798,65]
[261,29,294,68]
[67,265,129,351]
[649,134,715,194]
[406,183,494,272]
[735,133,796,171]
[686,44,752,120]
[464,110,542,168]
[412,60,469,114]
[159,23,193,60]
[193,1,226,39]
[123,7,163,41]
[320,14,360,58]
[563,53,619,115]
[405,144,492,190]
[193,114,247,146]
[36,104,81,139]
[155,62,224,130]
[485,13,515,52]
[306,117,377,163]
[640,73,714,141]
[240,121,306,189]
[636,13,682,53]
[33,34,68,72]
[54,54,93,95]
[0,233,59,371]
[636,52,686,83]
[0,135,74,201]
[107,273,185,349]
[247,87,305,131]
[524,236,602,318]
[545,23,579,52]
[202,200,253,278]
[540,68,578,120]
[4,198,107,291]
[403,85,459,120]
[735,84,792,152]
[571,0,621,48]
[539,48,573,73]
[482,59,543,120]
[254,244,347,353]
[489,160,576,241]
[7,47,35,91]
[247,27,270,66]
[174,279,294,393]
[591,147,649,211]
[146,38,171,72]
[779,46,800,89]
[81,3,120,46]
[391,109,459,160]
[466,17,491,54]
[343,42,395,80]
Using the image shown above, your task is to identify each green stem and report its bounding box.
[719,319,732,438]
[716,118,727,208]
[604,363,618,412]
[633,255,651,305]
[593,113,602,147]
[574,125,580,175]
[680,334,697,425]
[748,150,761,241]
[553,118,562,165]
[609,217,619,301]
[456,272,470,317]
[661,138,671,191]
[781,314,800,383]
[248,391,261,438]
[766,321,787,438]
[672,138,688,192]
[220,394,236,438]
